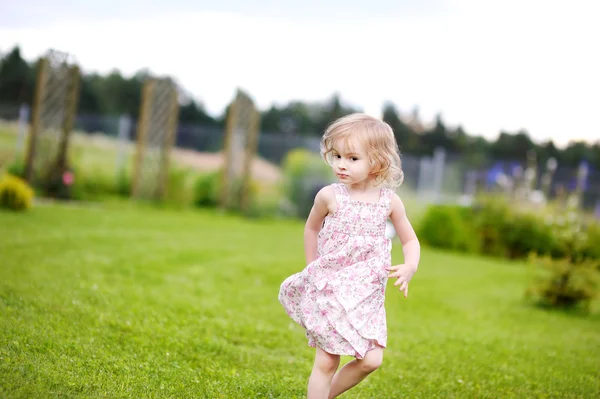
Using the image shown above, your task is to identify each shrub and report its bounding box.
[0,173,34,211]
[244,184,286,219]
[580,223,600,263]
[421,198,575,262]
[526,254,600,311]
[6,157,25,178]
[537,207,600,264]
[192,169,259,213]
[502,212,557,259]
[163,167,194,207]
[418,205,480,253]
[44,168,77,200]
[470,199,511,257]
[193,170,221,208]
[470,198,559,260]
[281,149,332,218]
[116,168,131,197]
[521,205,600,311]
[67,165,134,202]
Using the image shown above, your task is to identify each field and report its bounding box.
[1,202,599,398]
[0,122,282,184]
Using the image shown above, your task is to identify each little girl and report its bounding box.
[278,113,421,399]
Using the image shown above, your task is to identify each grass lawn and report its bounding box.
[1,203,599,398]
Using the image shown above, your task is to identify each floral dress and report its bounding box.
[278,183,394,359]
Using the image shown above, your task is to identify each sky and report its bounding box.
[1,0,599,147]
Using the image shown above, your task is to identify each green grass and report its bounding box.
[0,123,134,174]
[1,203,600,398]
[0,124,204,206]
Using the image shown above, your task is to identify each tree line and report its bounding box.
[1,46,598,170]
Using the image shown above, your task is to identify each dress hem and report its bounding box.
[308,340,387,359]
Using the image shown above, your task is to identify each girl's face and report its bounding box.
[329,138,372,185]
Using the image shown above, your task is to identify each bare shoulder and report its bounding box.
[315,185,336,212]
[389,191,407,217]
[315,184,335,202]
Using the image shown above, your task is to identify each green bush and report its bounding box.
[0,173,34,211]
[418,205,480,253]
[245,186,287,219]
[580,223,600,263]
[192,169,260,214]
[67,167,129,201]
[469,198,561,260]
[163,167,194,207]
[470,199,511,257]
[281,149,332,218]
[193,170,221,208]
[526,254,600,311]
[524,207,600,311]
[116,168,131,197]
[502,212,557,259]
[421,198,582,262]
[417,197,600,312]
[6,157,25,178]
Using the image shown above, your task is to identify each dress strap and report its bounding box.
[379,187,395,210]
[332,183,349,203]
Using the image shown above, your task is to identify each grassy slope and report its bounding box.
[1,203,599,398]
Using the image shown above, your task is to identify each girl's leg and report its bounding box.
[307,347,341,399]
[327,346,384,399]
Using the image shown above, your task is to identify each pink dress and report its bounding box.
[278,183,393,359]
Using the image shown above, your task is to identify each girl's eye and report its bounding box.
[351,157,358,161]
[334,154,341,159]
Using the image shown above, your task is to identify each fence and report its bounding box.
[62,112,321,166]
[1,104,599,213]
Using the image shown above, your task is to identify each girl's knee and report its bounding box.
[359,349,383,373]
[314,349,340,375]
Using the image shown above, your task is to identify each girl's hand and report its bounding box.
[386,264,417,298]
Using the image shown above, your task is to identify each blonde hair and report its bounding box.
[320,113,404,188]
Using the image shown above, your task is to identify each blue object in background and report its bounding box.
[486,163,504,187]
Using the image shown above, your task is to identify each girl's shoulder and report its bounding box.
[317,183,347,198]
[379,186,398,202]
[388,190,408,216]
[381,187,401,216]
[313,184,337,205]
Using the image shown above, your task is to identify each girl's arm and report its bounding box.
[387,193,421,297]
[304,186,334,265]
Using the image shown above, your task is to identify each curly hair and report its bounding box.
[320,113,404,188]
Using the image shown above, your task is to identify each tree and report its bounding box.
[464,135,491,168]
[561,141,592,168]
[449,125,469,154]
[315,93,361,135]
[514,130,535,160]
[382,102,418,153]
[261,105,283,133]
[0,46,34,105]
[420,114,452,155]
[179,99,217,125]
[260,101,320,135]
[0,45,598,170]
[591,142,600,170]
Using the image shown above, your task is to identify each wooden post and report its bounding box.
[131,79,154,198]
[220,98,238,209]
[55,65,80,172]
[24,58,49,183]
[240,107,260,213]
[219,89,261,213]
[157,85,180,199]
